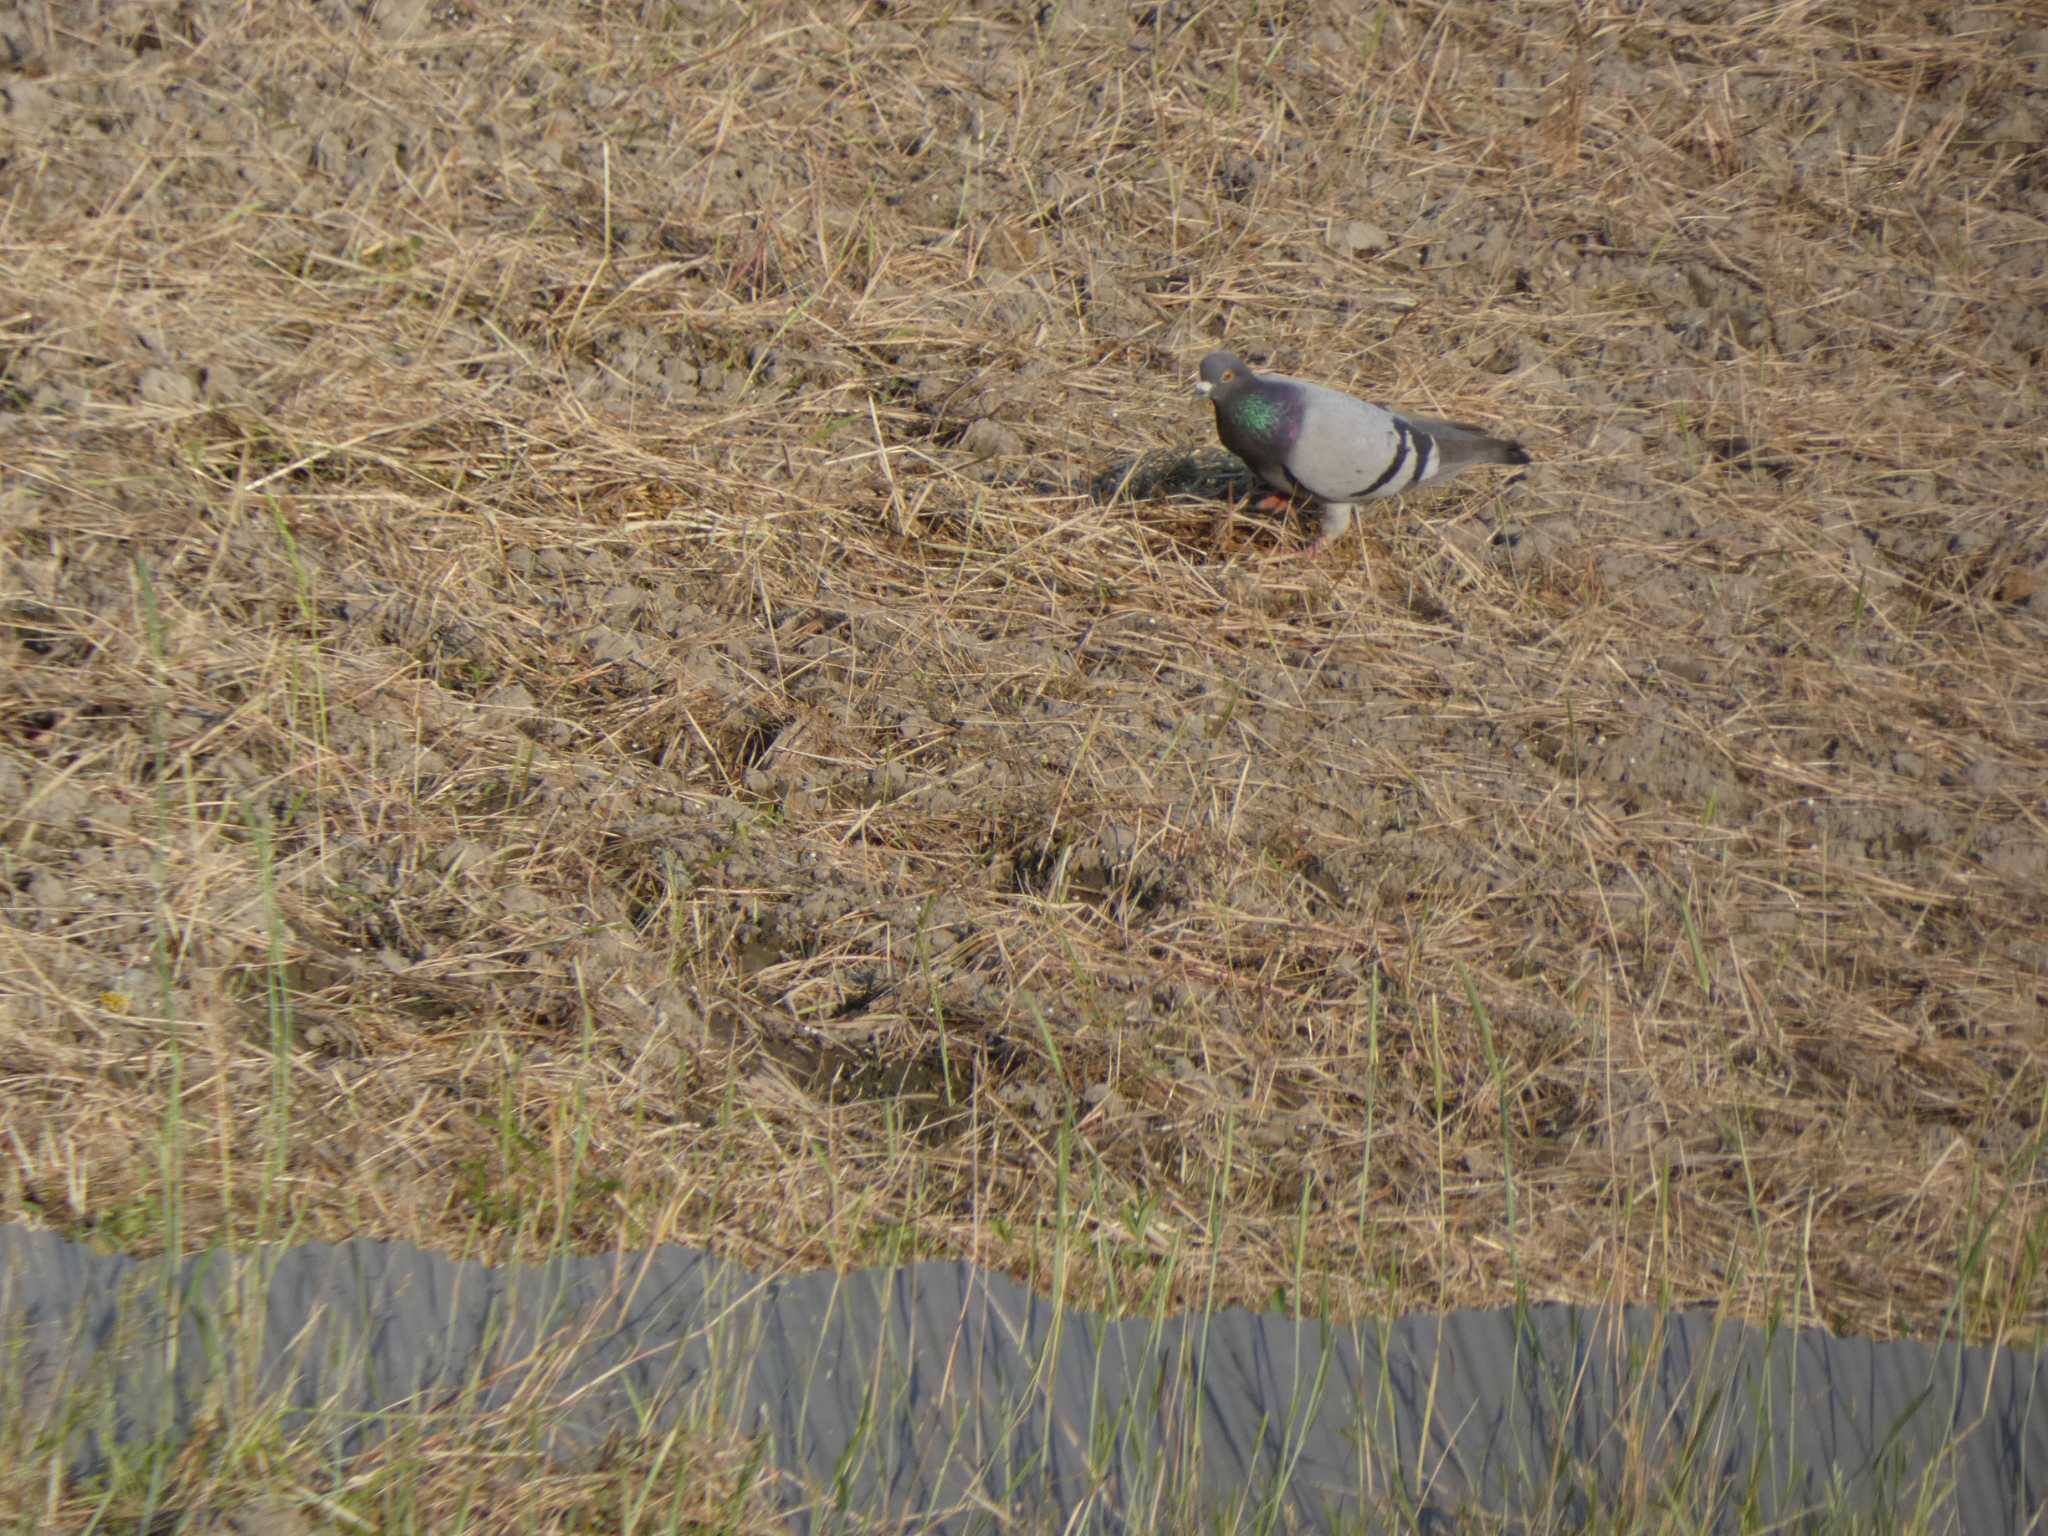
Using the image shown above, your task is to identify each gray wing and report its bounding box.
[1274,376,1417,502]
[1389,408,1528,476]
[1392,409,1491,441]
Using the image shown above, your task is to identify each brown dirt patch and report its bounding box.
[3,0,2046,1349]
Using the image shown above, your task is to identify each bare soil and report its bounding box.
[3,0,2046,1350]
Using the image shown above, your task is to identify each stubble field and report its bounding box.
[3,0,2048,1519]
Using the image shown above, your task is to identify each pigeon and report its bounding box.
[1196,350,1529,556]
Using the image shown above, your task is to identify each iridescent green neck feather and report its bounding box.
[1232,391,1282,439]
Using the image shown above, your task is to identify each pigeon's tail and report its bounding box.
[1416,417,1530,476]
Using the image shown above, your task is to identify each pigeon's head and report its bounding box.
[1195,350,1255,403]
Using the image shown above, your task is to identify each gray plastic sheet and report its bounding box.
[2,1225,2042,1531]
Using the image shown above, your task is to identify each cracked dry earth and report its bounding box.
[1,0,2046,1341]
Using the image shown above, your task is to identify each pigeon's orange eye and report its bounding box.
[1222,369,1235,380]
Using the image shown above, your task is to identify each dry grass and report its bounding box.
[3,3,2047,1488]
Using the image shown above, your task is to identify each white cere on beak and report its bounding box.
[1194,378,1213,397]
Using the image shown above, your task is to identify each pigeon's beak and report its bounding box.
[1194,377,1213,398]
